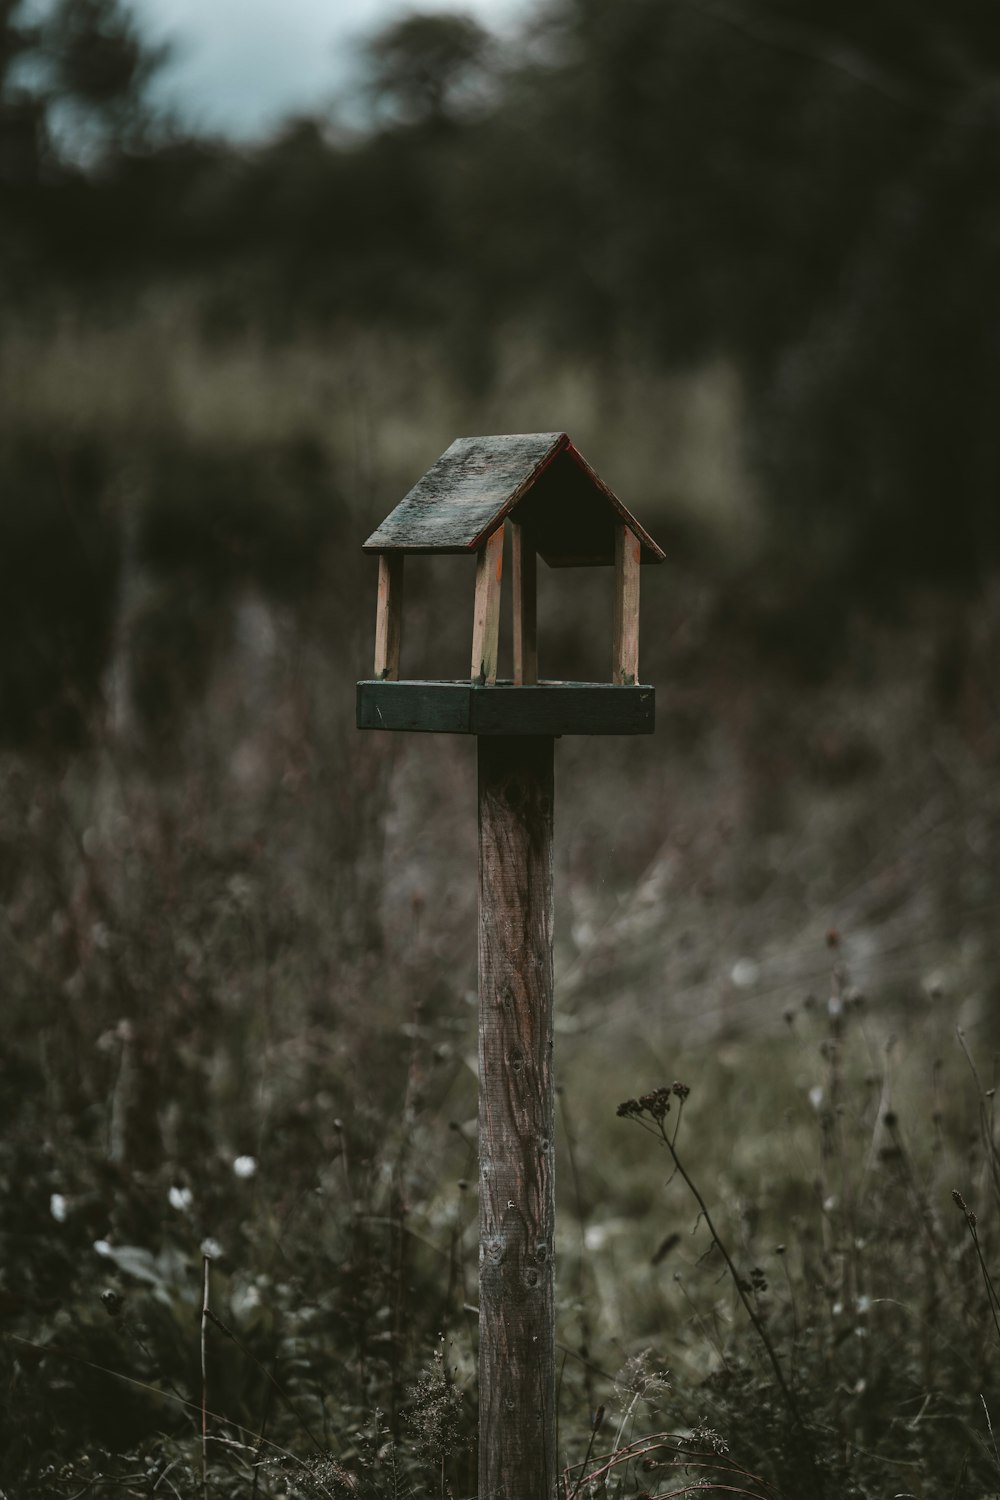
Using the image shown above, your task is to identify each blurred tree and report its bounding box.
[40,0,169,162]
[4,0,1000,606]
[0,0,48,186]
[359,11,495,128]
[516,0,1000,588]
[0,0,166,175]
[0,0,169,286]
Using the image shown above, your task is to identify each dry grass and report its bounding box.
[3,302,1000,1495]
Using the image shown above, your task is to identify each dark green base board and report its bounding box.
[356,680,655,735]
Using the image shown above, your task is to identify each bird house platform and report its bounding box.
[356,431,664,738]
[356,678,655,735]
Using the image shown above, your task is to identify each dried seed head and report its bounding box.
[635,1089,669,1121]
[953,1190,977,1225]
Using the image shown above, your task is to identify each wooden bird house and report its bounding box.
[356,432,664,736]
[356,431,666,1500]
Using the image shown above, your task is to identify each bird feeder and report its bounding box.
[356,431,664,736]
[356,432,664,1500]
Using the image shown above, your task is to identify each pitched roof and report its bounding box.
[363,432,665,567]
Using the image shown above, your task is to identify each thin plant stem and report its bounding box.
[657,1119,807,1433]
[619,1090,825,1498]
[201,1254,211,1500]
[953,1191,1000,1347]
[559,1085,598,1416]
[8,1335,329,1475]
[568,1404,605,1500]
[204,1308,327,1452]
[563,1430,780,1499]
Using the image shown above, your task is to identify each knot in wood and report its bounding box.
[483,1236,505,1267]
[523,1266,539,1289]
[502,778,528,814]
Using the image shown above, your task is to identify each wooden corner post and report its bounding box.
[478,734,556,1500]
[374,553,404,680]
[612,524,641,686]
[472,525,504,686]
[511,521,538,686]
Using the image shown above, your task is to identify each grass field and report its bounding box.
[3,304,1000,1496]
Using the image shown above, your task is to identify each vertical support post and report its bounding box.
[612,523,641,685]
[478,735,555,1500]
[471,525,504,685]
[511,522,538,686]
[373,552,404,680]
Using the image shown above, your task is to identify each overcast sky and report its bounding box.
[125,0,535,140]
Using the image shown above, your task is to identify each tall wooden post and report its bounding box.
[359,429,664,1500]
[477,734,556,1500]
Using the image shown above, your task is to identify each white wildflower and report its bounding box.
[49,1193,68,1223]
[232,1155,258,1179]
[731,957,759,988]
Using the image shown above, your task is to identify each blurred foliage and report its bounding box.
[2,0,999,624]
[4,4,1000,1494]
[358,12,496,128]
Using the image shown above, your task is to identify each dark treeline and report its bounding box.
[2,0,999,689]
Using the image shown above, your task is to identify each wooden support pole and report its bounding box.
[471,525,504,685]
[478,735,555,1500]
[612,523,641,685]
[511,522,538,686]
[373,552,404,680]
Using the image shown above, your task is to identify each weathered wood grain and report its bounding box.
[362,432,666,566]
[471,527,504,685]
[373,553,404,680]
[365,434,565,552]
[356,680,656,735]
[478,734,555,1500]
[511,521,538,686]
[612,524,641,685]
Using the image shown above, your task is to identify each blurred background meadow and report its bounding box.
[4,1,1000,1495]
